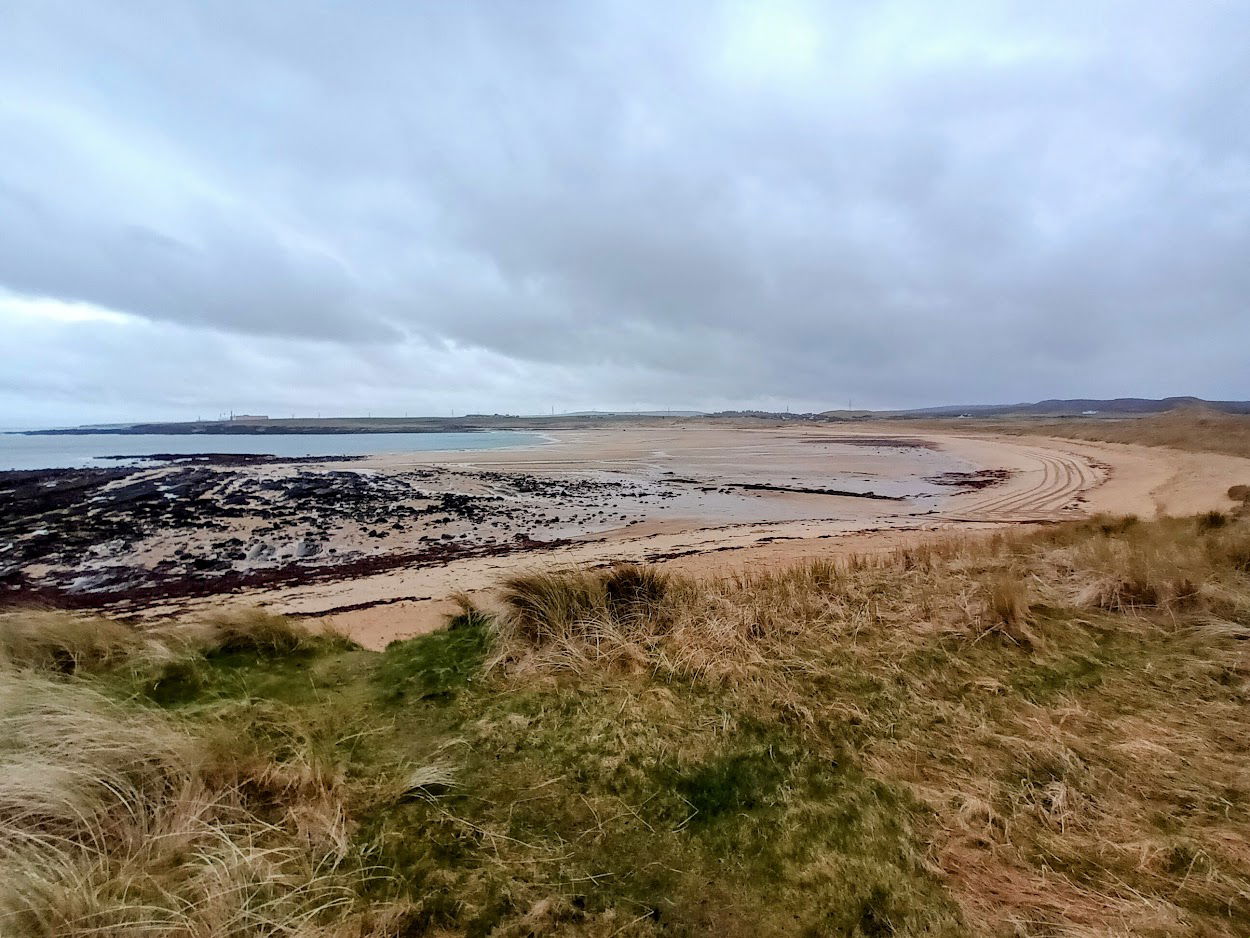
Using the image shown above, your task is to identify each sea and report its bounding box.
[0,430,548,471]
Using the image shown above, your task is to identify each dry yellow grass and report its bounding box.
[4,513,1249,935]
[494,515,1250,935]
[0,671,368,937]
[958,408,1250,460]
[493,564,672,672]
[0,611,148,673]
[0,606,335,677]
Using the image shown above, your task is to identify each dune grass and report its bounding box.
[0,671,377,937]
[493,564,672,672]
[0,611,147,673]
[2,512,1249,935]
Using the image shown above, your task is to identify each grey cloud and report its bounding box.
[1,0,1248,423]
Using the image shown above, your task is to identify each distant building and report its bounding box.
[229,414,269,421]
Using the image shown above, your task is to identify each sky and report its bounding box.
[2,1,1248,426]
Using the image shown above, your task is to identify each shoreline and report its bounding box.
[0,428,555,473]
[6,426,1249,648]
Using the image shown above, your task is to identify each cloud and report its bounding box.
[1,0,1247,423]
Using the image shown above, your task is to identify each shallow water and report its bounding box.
[0,430,547,471]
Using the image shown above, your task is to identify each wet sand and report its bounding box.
[178,427,1250,648]
[7,424,1248,648]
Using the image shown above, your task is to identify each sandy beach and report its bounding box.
[10,423,1245,648]
[264,428,1250,646]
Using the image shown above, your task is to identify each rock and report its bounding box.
[293,538,321,559]
[245,542,273,561]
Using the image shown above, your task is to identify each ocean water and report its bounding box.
[0,431,547,471]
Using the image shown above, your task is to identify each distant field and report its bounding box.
[909,410,1250,461]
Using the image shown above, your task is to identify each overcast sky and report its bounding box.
[2,1,1247,426]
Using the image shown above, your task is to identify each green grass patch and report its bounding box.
[373,615,493,704]
[137,636,369,707]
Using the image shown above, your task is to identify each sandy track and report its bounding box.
[184,428,1249,649]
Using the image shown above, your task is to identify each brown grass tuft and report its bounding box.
[191,607,322,655]
[498,568,613,646]
[0,671,366,937]
[0,612,147,674]
[492,564,673,672]
[0,607,330,678]
[602,563,670,621]
[979,574,1036,646]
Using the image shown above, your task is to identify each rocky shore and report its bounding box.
[2,428,1065,627]
[0,458,671,613]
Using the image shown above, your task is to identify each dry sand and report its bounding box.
[182,425,1250,649]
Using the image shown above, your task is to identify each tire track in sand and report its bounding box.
[938,447,1100,522]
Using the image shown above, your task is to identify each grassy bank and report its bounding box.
[939,409,1250,460]
[3,506,1250,936]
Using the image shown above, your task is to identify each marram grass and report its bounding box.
[1,510,1249,935]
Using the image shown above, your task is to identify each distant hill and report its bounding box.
[551,410,707,418]
[23,398,1250,437]
[823,397,1250,419]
